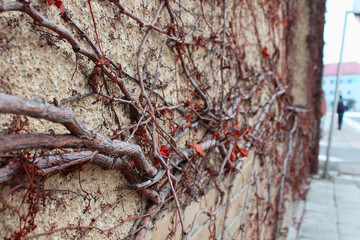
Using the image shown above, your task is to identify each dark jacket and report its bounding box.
[337,100,345,114]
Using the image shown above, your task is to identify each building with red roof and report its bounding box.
[322,62,360,111]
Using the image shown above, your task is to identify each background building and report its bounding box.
[323,62,360,111]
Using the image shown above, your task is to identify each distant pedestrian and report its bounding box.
[337,95,346,130]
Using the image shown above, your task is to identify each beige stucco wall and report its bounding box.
[291,0,310,106]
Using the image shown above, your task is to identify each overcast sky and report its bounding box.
[323,0,360,64]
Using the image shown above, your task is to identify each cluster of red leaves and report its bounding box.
[46,0,67,15]
[231,145,249,162]
[215,122,252,140]
[235,145,249,157]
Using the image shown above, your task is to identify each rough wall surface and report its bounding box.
[0,0,325,239]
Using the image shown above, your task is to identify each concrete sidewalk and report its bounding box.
[287,112,360,240]
[296,175,360,240]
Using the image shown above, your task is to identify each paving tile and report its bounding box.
[305,181,335,206]
[296,177,360,240]
[338,224,360,235]
[336,197,360,210]
[298,226,339,240]
[298,238,319,240]
[339,233,360,240]
[302,210,337,224]
[334,184,360,203]
[305,202,337,214]
[336,202,360,211]
[335,189,360,201]
[299,218,337,233]
[334,183,360,192]
[307,186,334,197]
[337,209,360,225]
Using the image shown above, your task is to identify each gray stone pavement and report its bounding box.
[288,112,360,240]
[296,175,360,240]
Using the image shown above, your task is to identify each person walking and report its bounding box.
[337,95,346,130]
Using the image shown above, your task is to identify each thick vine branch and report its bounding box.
[0,94,157,178]
[0,1,99,62]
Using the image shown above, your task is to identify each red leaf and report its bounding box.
[230,151,236,162]
[160,145,169,156]
[233,130,241,138]
[234,121,239,130]
[264,0,268,5]
[46,0,67,15]
[129,160,136,168]
[194,102,202,109]
[240,149,249,157]
[189,143,205,158]
[214,130,220,139]
[235,145,249,157]
[262,47,270,58]
[240,148,249,157]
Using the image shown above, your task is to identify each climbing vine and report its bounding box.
[0,0,324,239]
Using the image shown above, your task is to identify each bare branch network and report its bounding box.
[0,0,320,239]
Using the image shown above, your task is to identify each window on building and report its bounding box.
[348,90,351,94]
[348,79,352,83]
[331,80,334,84]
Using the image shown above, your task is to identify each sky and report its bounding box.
[323,0,360,64]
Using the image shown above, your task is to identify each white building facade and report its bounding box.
[322,62,360,111]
